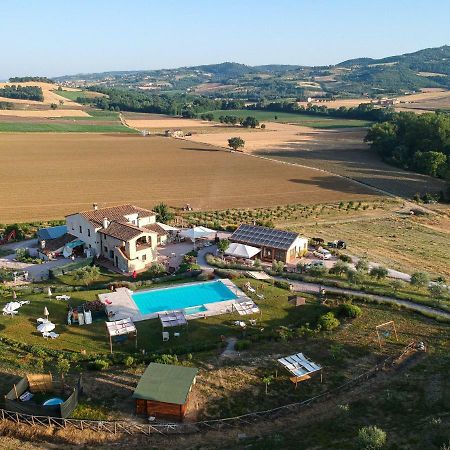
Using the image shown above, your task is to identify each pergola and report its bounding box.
[106,318,137,354]
[277,352,322,388]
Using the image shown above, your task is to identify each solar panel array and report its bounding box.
[230,224,298,250]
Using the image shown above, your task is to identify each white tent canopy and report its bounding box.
[225,243,261,259]
[180,226,216,241]
[157,222,180,232]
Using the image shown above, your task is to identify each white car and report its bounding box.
[313,249,332,260]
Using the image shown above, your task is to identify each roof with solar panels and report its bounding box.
[230,224,300,250]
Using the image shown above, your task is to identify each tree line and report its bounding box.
[83,87,244,116]
[365,111,450,181]
[0,85,44,101]
[249,101,395,122]
[8,76,54,83]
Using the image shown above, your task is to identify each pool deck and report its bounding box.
[98,279,258,323]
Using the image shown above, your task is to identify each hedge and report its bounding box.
[49,257,94,278]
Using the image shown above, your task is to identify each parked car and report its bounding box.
[314,249,332,260]
[327,240,346,249]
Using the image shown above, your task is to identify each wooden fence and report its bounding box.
[0,342,421,436]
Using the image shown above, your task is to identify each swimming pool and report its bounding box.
[132,281,237,315]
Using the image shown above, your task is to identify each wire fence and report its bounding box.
[0,342,420,436]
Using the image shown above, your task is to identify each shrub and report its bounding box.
[274,279,291,290]
[214,268,240,279]
[154,354,179,365]
[338,254,352,263]
[338,303,362,318]
[369,266,388,280]
[308,265,327,277]
[275,326,294,341]
[355,258,369,272]
[272,260,285,273]
[347,269,366,285]
[357,425,387,449]
[330,260,350,277]
[235,340,251,351]
[123,356,135,367]
[317,312,340,331]
[410,271,429,288]
[87,359,110,371]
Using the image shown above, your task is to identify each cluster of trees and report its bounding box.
[250,101,395,122]
[0,85,44,101]
[8,76,54,83]
[218,115,240,125]
[0,101,13,110]
[365,112,450,179]
[241,116,260,128]
[84,87,243,116]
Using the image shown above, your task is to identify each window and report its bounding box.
[79,226,82,234]
[142,254,147,261]
[104,246,108,253]
[87,229,91,237]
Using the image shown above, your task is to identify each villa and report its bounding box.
[65,204,165,273]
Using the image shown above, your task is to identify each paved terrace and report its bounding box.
[98,279,258,323]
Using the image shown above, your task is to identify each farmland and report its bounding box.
[0,133,379,223]
[201,109,373,128]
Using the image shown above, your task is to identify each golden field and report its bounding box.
[0,133,379,223]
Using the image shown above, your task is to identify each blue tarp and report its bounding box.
[65,239,84,249]
[38,225,67,241]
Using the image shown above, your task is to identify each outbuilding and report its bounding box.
[133,363,198,421]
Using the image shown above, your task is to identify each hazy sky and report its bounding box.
[1,0,449,79]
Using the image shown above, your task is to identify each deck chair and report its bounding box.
[48,332,60,339]
[56,295,70,301]
[247,285,256,293]
[256,293,264,300]
[162,331,169,342]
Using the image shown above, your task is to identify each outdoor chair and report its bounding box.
[56,295,70,301]
[162,332,170,342]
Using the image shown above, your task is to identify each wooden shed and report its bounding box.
[133,363,198,421]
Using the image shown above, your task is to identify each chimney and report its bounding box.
[136,213,141,228]
[93,203,98,211]
[103,217,109,229]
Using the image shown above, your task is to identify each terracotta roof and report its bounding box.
[67,204,155,227]
[145,223,168,236]
[98,221,149,241]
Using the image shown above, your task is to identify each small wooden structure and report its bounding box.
[288,295,306,307]
[277,352,322,388]
[133,363,198,421]
[4,373,82,418]
[106,317,137,354]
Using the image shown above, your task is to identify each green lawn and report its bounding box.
[203,109,372,128]
[52,89,103,101]
[0,122,136,133]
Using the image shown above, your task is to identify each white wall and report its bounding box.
[66,214,101,255]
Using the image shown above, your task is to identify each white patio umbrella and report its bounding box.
[180,226,216,249]
[47,287,52,297]
[37,321,55,333]
[44,306,49,321]
[12,291,17,300]
[4,302,21,312]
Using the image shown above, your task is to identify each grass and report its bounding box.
[0,122,135,133]
[202,109,372,128]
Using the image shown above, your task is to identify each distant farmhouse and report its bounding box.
[65,204,166,272]
[230,224,308,264]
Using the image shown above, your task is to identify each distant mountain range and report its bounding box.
[53,46,450,100]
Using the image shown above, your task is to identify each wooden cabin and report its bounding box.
[133,363,198,421]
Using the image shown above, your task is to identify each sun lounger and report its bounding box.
[56,295,70,301]
[247,286,256,293]
[84,310,93,325]
[256,293,264,300]
[43,331,60,339]
[162,331,169,342]
[2,309,18,316]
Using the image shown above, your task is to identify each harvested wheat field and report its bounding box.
[184,122,447,198]
[0,82,79,106]
[124,117,216,129]
[0,133,379,223]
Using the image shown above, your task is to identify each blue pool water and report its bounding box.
[132,281,237,315]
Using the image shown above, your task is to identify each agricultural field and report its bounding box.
[0,109,133,133]
[201,109,373,128]
[51,89,105,101]
[0,133,379,223]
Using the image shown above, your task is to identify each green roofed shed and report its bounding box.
[133,363,199,421]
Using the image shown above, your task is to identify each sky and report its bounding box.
[1,0,449,79]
